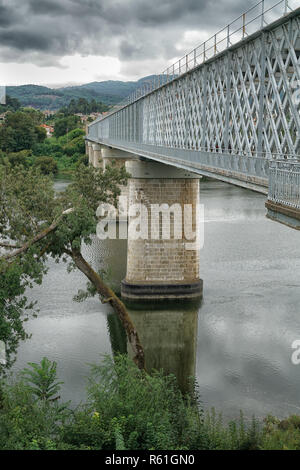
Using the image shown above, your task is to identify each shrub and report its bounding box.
[0,355,285,451]
[82,355,200,450]
[0,358,70,450]
[34,156,58,175]
[260,415,300,450]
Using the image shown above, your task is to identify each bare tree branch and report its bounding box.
[2,208,73,261]
[0,243,21,249]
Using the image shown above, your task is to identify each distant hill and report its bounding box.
[6,76,166,111]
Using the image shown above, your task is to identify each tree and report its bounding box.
[54,116,81,138]
[34,156,58,175]
[0,95,21,113]
[0,164,144,373]
[34,126,47,143]
[59,97,109,116]
[0,111,46,153]
[1,150,33,168]
[21,108,44,125]
[63,135,85,156]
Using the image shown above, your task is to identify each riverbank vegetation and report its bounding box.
[0,109,87,175]
[0,99,107,175]
[0,354,298,450]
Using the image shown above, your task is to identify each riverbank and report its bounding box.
[2,354,300,450]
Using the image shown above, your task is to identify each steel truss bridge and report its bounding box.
[87,0,300,229]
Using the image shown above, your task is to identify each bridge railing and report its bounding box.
[268,160,300,209]
[113,0,298,108]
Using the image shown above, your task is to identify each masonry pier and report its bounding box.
[86,141,203,301]
[122,160,203,300]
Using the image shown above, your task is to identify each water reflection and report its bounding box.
[84,230,127,295]
[125,301,199,394]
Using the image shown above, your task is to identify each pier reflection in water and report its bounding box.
[125,302,199,394]
[89,225,200,394]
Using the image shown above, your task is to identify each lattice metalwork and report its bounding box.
[88,7,300,197]
[264,13,300,157]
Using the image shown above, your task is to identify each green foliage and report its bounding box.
[59,128,85,143]
[75,155,89,168]
[0,166,54,370]
[21,107,44,125]
[84,355,198,450]
[260,415,300,450]
[0,95,21,113]
[20,357,63,402]
[0,373,70,450]
[197,409,261,450]
[59,97,108,115]
[0,107,87,172]
[34,156,58,175]
[0,149,33,168]
[63,135,85,156]
[0,259,42,372]
[0,110,46,153]
[54,115,81,138]
[35,125,47,143]
[0,163,128,370]
[0,354,297,450]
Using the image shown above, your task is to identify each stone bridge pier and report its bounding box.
[122,160,203,301]
[86,141,203,301]
[86,141,102,167]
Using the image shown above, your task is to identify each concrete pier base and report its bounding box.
[266,200,300,230]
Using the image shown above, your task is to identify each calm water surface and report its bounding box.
[14,178,300,420]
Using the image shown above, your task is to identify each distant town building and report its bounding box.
[42,110,55,118]
[0,113,7,122]
[40,124,54,137]
[75,112,102,123]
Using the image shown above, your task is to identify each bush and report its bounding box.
[260,415,300,450]
[5,150,33,168]
[34,156,58,175]
[54,116,81,138]
[0,358,70,450]
[58,128,85,145]
[76,155,89,167]
[1,355,290,451]
[82,355,198,450]
[63,135,85,156]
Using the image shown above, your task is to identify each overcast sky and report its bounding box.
[0,0,280,86]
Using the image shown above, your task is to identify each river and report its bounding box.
[13,178,300,421]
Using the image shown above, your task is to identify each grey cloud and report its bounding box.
[0,2,18,27]
[28,0,69,15]
[0,0,260,78]
[0,29,55,52]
